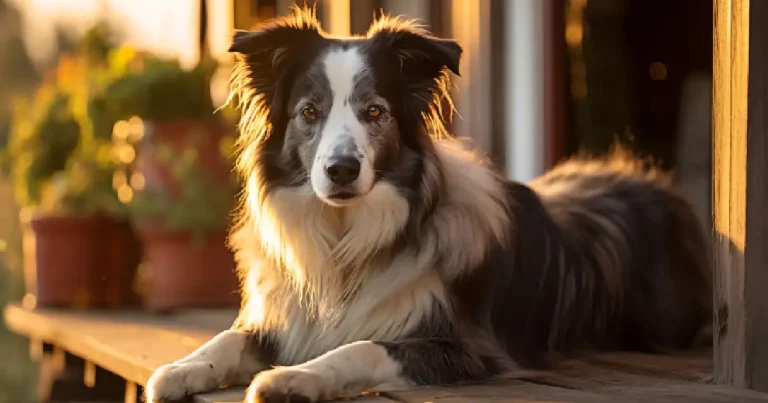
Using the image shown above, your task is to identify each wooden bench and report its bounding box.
[5,302,768,403]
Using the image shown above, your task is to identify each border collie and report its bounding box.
[146,7,712,403]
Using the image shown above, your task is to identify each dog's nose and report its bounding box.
[325,156,361,186]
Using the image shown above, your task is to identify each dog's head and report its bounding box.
[228,7,461,206]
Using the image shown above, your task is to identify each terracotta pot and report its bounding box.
[102,219,142,307]
[137,120,234,198]
[30,214,140,309]
[137,225,239,312]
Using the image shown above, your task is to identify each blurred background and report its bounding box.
[0,0,713,402]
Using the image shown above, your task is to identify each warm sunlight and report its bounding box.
[10,0,201,68]
[1,1,765,403]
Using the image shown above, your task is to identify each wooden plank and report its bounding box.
[713,0,768,392]
[517,359,768,403]
[3,304,391,402]
[192,387,247,403]
[5,302,765,402]
[125,381,138,403]
[29,337,43,362]
[388,354,768,403]
[385,379,638,403]
[584,351,713,382]
[3,303,236,385]
[191,388,389,403]
[83,359,96,387]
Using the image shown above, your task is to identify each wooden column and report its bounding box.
[542,0,567,169]
[503,0,546,181]
[713,0,768,392]
[450,0,495,153]
[323,0,351,37]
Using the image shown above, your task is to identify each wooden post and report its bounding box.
[713,0,768,392]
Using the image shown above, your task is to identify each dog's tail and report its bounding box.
[526,147,713,357]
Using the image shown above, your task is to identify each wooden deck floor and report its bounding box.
[4,302,768,403]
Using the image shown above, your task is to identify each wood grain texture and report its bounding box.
[192,388,389,403]
[518,360,768,403]
[744,0,768,391]
[384,380,630,403]
[713,0,768,392]
[5,303,768,402]
[3,304,236,385]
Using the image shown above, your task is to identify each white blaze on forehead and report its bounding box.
[310,46,375,199]
[323,47,367,103]
[320,47,369,153]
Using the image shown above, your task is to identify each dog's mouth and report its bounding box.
[328,191,358,201]
[319,191,360,207]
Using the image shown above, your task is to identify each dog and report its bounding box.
[145,7,712,403]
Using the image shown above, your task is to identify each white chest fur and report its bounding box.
[235,139,511,365]
[273,268,447,365]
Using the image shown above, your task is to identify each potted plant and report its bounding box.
[4,28,142,309]
[101,56,233,196]
[6,83,140,309]
[124,139,240,311]
[103,55,240,311]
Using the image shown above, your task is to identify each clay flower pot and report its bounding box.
[30,214,140,308]
[137,120,234,197]
[137,225,239,312]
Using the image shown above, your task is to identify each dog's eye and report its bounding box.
[366,105,383,119]
[302,106,318,121]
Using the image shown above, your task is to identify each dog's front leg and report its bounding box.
[246,338,495,403]
[145,329,273,403]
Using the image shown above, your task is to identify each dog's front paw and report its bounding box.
[145,362,218,403]
[245,366,332,403]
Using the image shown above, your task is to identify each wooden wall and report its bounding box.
[713,0,768,392]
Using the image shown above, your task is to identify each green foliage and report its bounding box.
[53,139,129,218]
[3,24,129,214]
[128,142,239,240]
[5,87,81,207]
[101,57,217,122]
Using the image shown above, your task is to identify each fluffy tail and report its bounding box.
[528,149,713,355]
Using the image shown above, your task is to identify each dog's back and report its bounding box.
[474,149,712,369]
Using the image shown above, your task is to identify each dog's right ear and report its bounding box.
[228,15,322,75]
[227,8,323,119]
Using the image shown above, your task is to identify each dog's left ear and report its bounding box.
[369,27,462,79]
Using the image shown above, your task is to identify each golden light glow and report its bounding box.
[18,207,33,224]
[128,116,145,143]
[118,145,136,164]
[571,81,588,99]
[112,120,130,141]
[117,185,133,203]
[326,0,351,37]
[649,62,668,81]
[566,0,589,100]
[22,293,37,310]
[565,22,583,46]
[112,171,127,189]
[219,136,235,159]
[130,173,146,190]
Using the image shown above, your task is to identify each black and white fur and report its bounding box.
[146,7,712,403]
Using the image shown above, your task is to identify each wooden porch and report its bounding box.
[2,0,767,401]
[6,302,768,403]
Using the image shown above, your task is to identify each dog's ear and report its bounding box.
[227,8,324,120]
[228,13,323,74]
[368,23,462,79]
